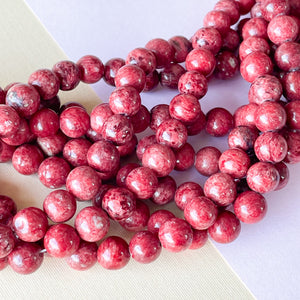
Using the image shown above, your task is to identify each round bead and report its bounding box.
[92,184,114,208]
[129,231,161,264]
[239,37,270,61]
[75,206,109,242]
[234,191,267,224]
[0,105,20,137]
[234,0,255,15]
[151,176,177,205]
[158,218,193,252]
[168,35,192,63]
[261,0,290,22]
[242,17,268,40]
[173,142,195,171]
[136,134,157,160]
[90,103,114,134]
[63,138,91,167]
[274,161,290,190]
[150,104,171,132]
[274,42,300,72]
[0,195,17,225]
[208,211,241,243]
[186,111,206,136]
[103,58,125,86]
[189,229,208,250]
[97,236,130,270]
[222,29,240,51]
[228,126,259,151]
[144,71,160,91]
[28,69,59,99]
[77,55,104,84]
[116,163,140,188]
[246,162,280,193]
[206,107,233,137]
[147,210,175,235]
[0,141,15,162]
[204,173,237,206]
[282,70,300,101]
[234,103,258,128]
[195,146,221,177]
[37,130,67,157]
[0,224,15,258]
[203,10,231,35]
[159,63,185,89]
[43,224,80,258]
[214,51,239,80]
[284,130,300,163]
[129,105,150,133]
[214,0,240,25]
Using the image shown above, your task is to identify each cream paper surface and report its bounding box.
[0,0,255,299]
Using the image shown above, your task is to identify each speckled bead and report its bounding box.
[37,130,67,157]
[274,42,300,72]
[222,29,240,51]
[203,10,231,35]
[239,37,270,61]
[235,0,255,15]
[151,176,176,205]
[150,104,171,132]
[234,103,258,128]
[147,210,175,235]
[228,126,259,151]
[103,58,125,86]
[283,130,300,164]
[128,105,150,133]
[274,161,290,190]
[242,17,269,40]
[189,229,208,250]
[195,146,221,177]
[214,0,240,25]
[186,110,206,136]
[282,71,300,101]
[77,55,104,84]
[159,63,185,89]
[126,48,157,74]
[173,142,195,171]
[168,36,192,63]
[214,51,239,80]
[136,134,157,161]
[261,0,290,22]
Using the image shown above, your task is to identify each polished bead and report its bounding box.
[151,176,177,205]
[206,107,233,137]
[195,146,221,177]
[77,55,104,84]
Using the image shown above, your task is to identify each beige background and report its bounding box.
[0,1,254,299]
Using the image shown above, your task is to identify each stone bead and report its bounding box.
[195,146,221,177]
[116,163,140,188]
[159,63,186,89]
[255,101,287,132]
[186,110,206,136]
[28,69,60,99]
[219,148,251,179]
[0,105,20,137]
[214,0,240,25]
[43,224,80,258]
[43,189,76,223]
[246,162,280,193]
[174,182,204,211]
[208,211,241,243]
[185,48,216,77]
[283,130,300,163]
[12,144,44,175]
[77,55,104,84]
[40,95,61,113]
[63,138,91,167]
[92,184,114,209]
[128,105,150,133]
[222,29,240,51]
[189,229,208,250]
[144,70,160,91]
[254,131,288,163]
[136,135,157,160]
[285,101,300,130]
[129,231,161,264]
[261,0,290,22]
[52,60,80,91]
[75,206,109,242]
[97,236,130,270]
[0,142,15,163]
[173,142,195,171]
[282,71,300,101]
[37,130,67,157]
[203,10,231,35]
[206,107,233,137]
[147,210,175,235]
[239,37,270,61]
[274,42,300,72]
[168,35,192,63]
[0,195,17,225]
[0,224,15,258]
[191,27,222,55]
[103,58,125,86]
[66,166,101,201]
[251,2,262,18]
[214,51,239,80]
[274,161,290,190]
[204,173,237,206]
[235,0,255,15]
[150,104,171,132]
[151,176,177,205]
[242,17,269,40]
[125,167,158,199]
[228,126,259,151]
[234,191,267,224]
[90,103,114,134]
[13,207,48,242]
[234,103,258,128]
[158,218,193,252]
[184,196,218,230]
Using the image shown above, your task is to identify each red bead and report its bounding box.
[0,257,8,270]
[13,207,48,242]
[261,0,290,22]
[144,71,160,91]
[178,71,208,100]
[174,181,204,211]
[282,71,300,101]
[274,161,289,190]
[52,60,80,91]
[0,105,20,137]
[246,162,280,193]
[285,101,300,130]
[92,184,114,209]
[159,63,185,89]
[185,48,216,77]
[119,200,150,232]
[77,55,104,84]
[156,118,188,149]
[59,101,86,114]
[0,87,5,104]
[147,209,175,235]
[40,95,61,113]
[186,110,206,136]
[115,64,146,93]
[168,35,192,63]
[158,218,192,252]
[103,58,125,86]
[222,29,240,51]
[151,176,177,205]
[235,0,255,15]
[142,143,176,177]
[129,231,161,264]
[75,206,109,242]
[228,126,259,151]
[240,51,273,83]
[255,101,287,132]
[191,27,222,55]
[116,163,140,188]
[251,3,263,18]
[184,196,218,230]
[136,134,157,160]
[109,86,141,116]
[189,229,208,250]
[102,187,136,220]
[169,94,201,124]
[63,138,91,167]
[239,37,270,61]
[87,140,120,173]
[97,236,130,270]
[234,103,258,128]
[0,224,15,258]
[126,48,157,74]
[8,242,43,274]
[59,106,90,138]
[274,42,300,72]
[173,142,195,171]
[38,156,71,188]
[66,241,98,271]
[66,166,101,201]
[234,191,267,223]
[203,10,231,35]
[145,38,175,68]
[208,211,241,243]
[214,0,240,25]
[214,51,239,80]
[206,107,234,137]
[12,144,44,175]
[195,146,221,177]
[37,130,67,157]
[125,167,158,199]
[204,173,237,206]
[254,131,288,163]
[242,17,268,40]
[44,224,80,258]
[128,105,150,133]
[0,141,15,162]
[0,195,17,225]
[28,69,59,100]
[150,104,171,132]
[90,103,114,134]
[219,148,251,179]
[284,130,300,163]
[43,189,76,223]
[6,83,40,117]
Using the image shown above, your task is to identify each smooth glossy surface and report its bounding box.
[151,176,176,205]
[77,55,104,84]
[206,107,233,137]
